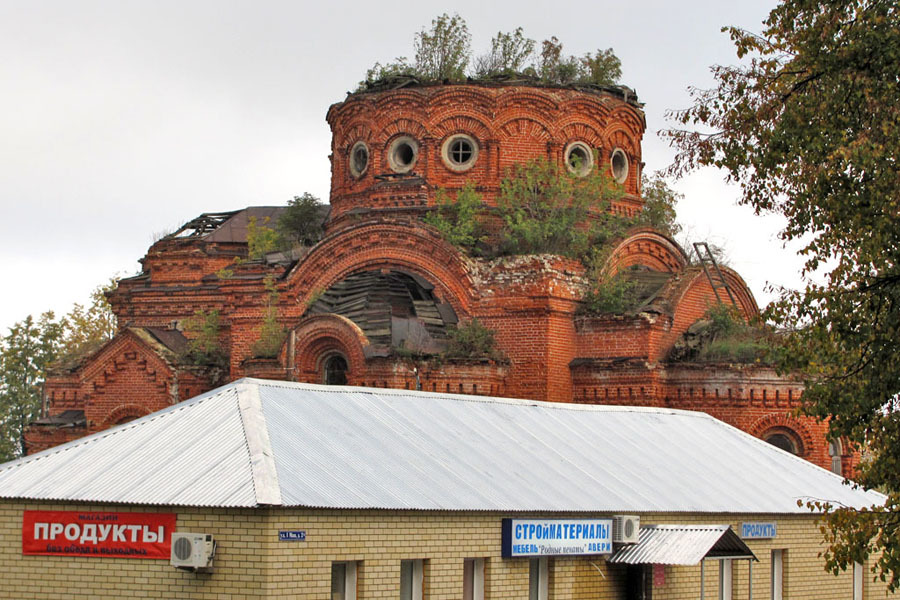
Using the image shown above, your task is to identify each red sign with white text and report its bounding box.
[22,510,176,559]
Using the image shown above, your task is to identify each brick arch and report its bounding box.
[373,89,428,115]
[555,122,604,148]
[376,118,429,144]
[607,106,646,140]
[495,89,560,119]
[556,99,612,127]
[285,222,477,317]
[496,116,552,141]
[748,412,816,457]
[428,87,494,117]
[336,122,375,148]
[430,114,492,142]
[101,404,151,430]
[326,97,374,129]
[604,127,639,158]
[670,268,759,321]
[291,314,369,383]
[606,229,689,274]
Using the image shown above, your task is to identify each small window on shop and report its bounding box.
[564,142,594,176]
[441,134,478,172]
[400,559,424,600]
[388,136,419,174]
[463,558,485,600]
[324,354,348,386]
[528,557,548,600]
[350,142,369,178]
[332,561,358,600]
[611,148,629,183]
[771,549,785,600]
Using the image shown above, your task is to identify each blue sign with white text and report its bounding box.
[501,518,613,557]
[741,522,776,539]
[279,530,307,541]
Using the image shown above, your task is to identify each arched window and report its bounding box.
[323,354,349,386]
[765,432,799,455]
[829,439,843,475]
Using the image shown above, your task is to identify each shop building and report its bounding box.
[1,379,890,598]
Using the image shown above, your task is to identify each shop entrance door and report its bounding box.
[625,565,652,600]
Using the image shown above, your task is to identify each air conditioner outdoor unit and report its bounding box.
[612,515,640,544]
[171,532,216,570]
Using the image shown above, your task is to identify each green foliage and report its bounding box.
[0,313,65,462]
[497,157,625,258]
[695,304,773,363]
[579,48,623,87]
[423,182,486,250]
[414,13,471,81]
[246,216,283,260]
[473,28,536,77]
[364,58,415,84]
[665,0,900,586]
[250,276,286,359]
[445,318,504,362]
[278,193,325,247]
[181,310,227,367]
[537,38,621,86]
[56,277,118,364]
[636,174,682,238]
[581,270,636,315]
[360,17,621,89]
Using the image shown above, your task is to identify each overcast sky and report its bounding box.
[0,0,807,335]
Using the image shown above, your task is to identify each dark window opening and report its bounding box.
[395,143,415,166]
[352,146,368,175]
[324,355,348,386]
[766,433,797,454]
[567,146,590,170]
[449,139,473,164]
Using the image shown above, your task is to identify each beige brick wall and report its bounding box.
[1,501,895,599]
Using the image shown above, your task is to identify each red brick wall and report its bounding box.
[29,83,845,477]
[325,85,646,227]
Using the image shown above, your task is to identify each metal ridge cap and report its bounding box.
[236,381,283,506]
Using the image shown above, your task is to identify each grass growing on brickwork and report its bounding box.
[180,309,228,368]
[250,276,287,359]
[426,157,627,260]
[359,16,622,91]
[670,303,776,364]
[426,161,682,317]
[445,318,506,362]
[580,268,637,314]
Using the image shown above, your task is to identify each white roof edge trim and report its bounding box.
[237,381,283,506]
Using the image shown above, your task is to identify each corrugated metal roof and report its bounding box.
[0,379,887,512]
[608,525,755,565]
[0,386,256,507]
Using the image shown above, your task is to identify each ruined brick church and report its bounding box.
[26,82,849,475]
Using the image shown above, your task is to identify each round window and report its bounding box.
[441,134,478,172]
[388,136,419,174]
[564,142,594,176]
[349,142,369,178]
[611,148,629,183]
